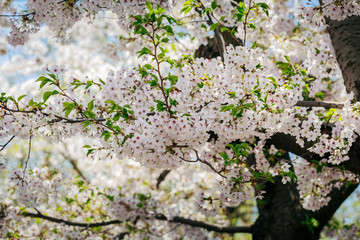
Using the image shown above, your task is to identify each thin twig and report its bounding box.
[193,148,226,178]
[157,223,181,237]
[23,134,32,176]
[149,22,172,116]
[23,210,121,227]
[243,0,253,45]
[61,144,89,184]
[0,12,35,17]
[175,145,226,178]
[0,136,15,152]
[2,105,106,123]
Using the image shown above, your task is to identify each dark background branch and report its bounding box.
[22,210,252,234]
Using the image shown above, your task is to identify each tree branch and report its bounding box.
[0,136,15,152]
[269,132,360,176]
[325,15,360,100]
[22,210,252,234]
[155,213,252,234]
[295,101,344,109]
[60,147,90,184]
[2,105,106,123]
[156,169,171,189]
[0,12,35,18]
[309,183,358,230]
[22,211,121,227]
[23,134,32,177]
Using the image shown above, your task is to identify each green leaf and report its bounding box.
[146,1,153,12]
[105,99,116,105]
[106,195,114,201]
[181,5,193,15]
[137,47,152,57]
[220,27,229,32]
[227,91,236,98]
[86,149,95,156]
[36,76,53,89]
[315,92,324,100]
[65,197,75,204]
[161,37,169,43]
[220,104,235,112]
[167,74,178,85]
[232,107,238,117]
[163,25,174,35]
[155,100,166,112]
[251,41,257,49]
[211,0,217,9]
[17,95,27,102]
[256,2,270,17]
[209,23,219,31]
[63,102,76,117]
[88,100,94,111]
[169,98,177,107]
[218,152,229,160]
[101,131,111,141]
[134,25,149,35]
[99,78,105,85]
[113,112,121,121]
[48,73,57,80]
[147,80,158,87]
[43,90,59,102]
[238,2,245,8]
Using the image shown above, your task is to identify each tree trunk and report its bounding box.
[326,15,360,100]
[252,179,318,240]
[195,13,360,240]
[251,176,357,240]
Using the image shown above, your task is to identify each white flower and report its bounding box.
[281,163,291,172]
[269,169,278,176]
[282,176,291,184]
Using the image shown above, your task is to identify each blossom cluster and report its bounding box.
[7,0,173,46]
[295,159,357,211]
[297,0,360,31]
[1,0,360,239]
[1,41,358,211]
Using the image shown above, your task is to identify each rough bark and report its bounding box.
[326,15,360,100]
[252,178,318,240]
[195,12,360,240]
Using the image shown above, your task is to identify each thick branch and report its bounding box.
[269,132,360,176]
[156,169,171,189]
[309,183,358,230]
[23,210,252,234]
[155,214,252,233]
[295,101,344,109]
